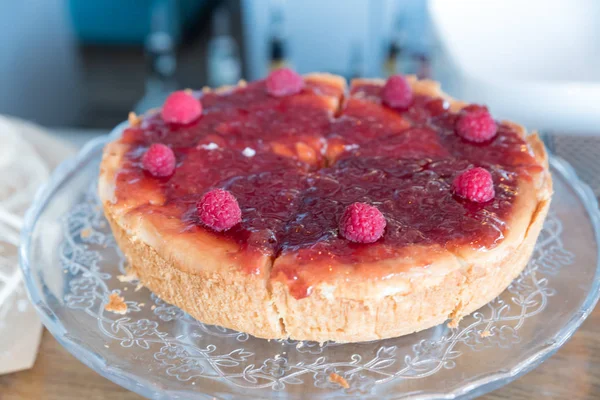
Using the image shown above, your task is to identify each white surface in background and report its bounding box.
[0,2,83,126]
[242,0,369,79]
[241,0,427,80]
[430,0,600,134]
[0,117,75,375]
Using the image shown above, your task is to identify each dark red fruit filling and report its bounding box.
[113,73,542,298]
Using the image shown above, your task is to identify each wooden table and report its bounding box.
[1,304,599,400]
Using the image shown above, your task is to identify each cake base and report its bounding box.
[105,191,549,342]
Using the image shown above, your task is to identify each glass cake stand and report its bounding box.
[20,128,600,399]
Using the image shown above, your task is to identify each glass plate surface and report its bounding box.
[20,129,600,400]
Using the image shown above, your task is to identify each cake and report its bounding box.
[99,69,552,343]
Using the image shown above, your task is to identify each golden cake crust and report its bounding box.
[99,74,552,342]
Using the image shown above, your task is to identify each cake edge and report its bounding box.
[98,74,553,343]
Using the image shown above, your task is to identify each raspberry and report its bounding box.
[265,68,304,97]
[197,189,242,232]
[161,91,202,124]
[381,74,413,109]
[452,167,495,203]
[339,202,386,243]
[142,143,176,177]
[455,108,497,142]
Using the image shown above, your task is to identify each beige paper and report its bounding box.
[0,116,74,375]
[0,232,43,375]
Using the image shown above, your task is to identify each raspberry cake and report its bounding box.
[99,70,552,343]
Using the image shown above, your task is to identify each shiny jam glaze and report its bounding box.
[273,157,518,298]
[121,79,342,167]
[113,77,341,274]
[115,142,308,271]
[326,99,411,161]
[281,158,516,254]
[350,81,451,123]
[111,77,543,298]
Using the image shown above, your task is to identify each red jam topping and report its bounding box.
[112,77,543,299]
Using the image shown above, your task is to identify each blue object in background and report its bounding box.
[68,0,207,45]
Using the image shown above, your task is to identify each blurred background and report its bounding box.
[0,0,598,133]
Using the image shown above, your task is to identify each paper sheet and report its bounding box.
[0,116,75,375]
